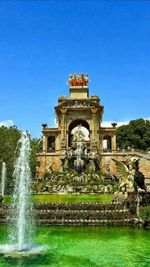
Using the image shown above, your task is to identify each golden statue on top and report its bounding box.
[68,73,90,86]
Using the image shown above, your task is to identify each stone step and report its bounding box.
[0,202,134,226]
[1,210,130,220]
[36,212,130,220]
[0,208,132,223]
[33,203,125,211]
[3,210,129,214]
[0,218,133,226]
[36,218,134,226]
[35,209,129,214]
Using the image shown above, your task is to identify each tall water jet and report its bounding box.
[0,132,43,257]
[9,131,33,251]
[1,162,6,197]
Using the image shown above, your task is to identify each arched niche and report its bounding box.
[68,119,90,148]
[103,135,112,151]
[47,136,55,152]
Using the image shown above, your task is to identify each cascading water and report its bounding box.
[9,131,33,251]
[1,162,6,197]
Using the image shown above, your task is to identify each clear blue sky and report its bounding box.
[0,1,150,137]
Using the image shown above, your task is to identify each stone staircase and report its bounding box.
[34,203,134,226]
[0,202,136,226]
[0,203,134,226]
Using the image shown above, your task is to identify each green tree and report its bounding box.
[0,126,42,193]
[0,126,21,192]
[30,137,42,177]
[116,118,150,151]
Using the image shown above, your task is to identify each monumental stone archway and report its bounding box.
[37,74,117,177]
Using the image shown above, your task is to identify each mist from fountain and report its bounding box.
[1,162,6,197]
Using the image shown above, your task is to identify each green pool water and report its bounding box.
[0,226,150,267]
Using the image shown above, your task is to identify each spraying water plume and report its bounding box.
[0,131,43,257]
[1,162,6,197]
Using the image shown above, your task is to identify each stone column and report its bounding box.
[60,108,67,149]
[99,135,103,152]
[111,135,116,152]
[43,135,47,153]
[91,107,98,150]
[42,135,47,176]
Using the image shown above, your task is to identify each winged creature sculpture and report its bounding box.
[112,157,147,192]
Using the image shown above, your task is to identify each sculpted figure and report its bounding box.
[112,157,147,192]
[73,124,85,142]
[84,74,89,85]
[68,73,90,86]
[88,159,96,172]
[73,73,77,85]
[77,74,82,86]
[68,73,75,86]
[133,159,147,192]
[48,161,54,173]
[68,148,74,158]
[64,158,69,171]
[61,150,70,171]
[61,150,67,160]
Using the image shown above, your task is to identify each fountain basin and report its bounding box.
[0,244,44,259]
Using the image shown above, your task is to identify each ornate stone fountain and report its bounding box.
[61,124,100,174]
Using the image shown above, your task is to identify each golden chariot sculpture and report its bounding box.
[68,73,90,86]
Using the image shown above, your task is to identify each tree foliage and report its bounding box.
[0,126,41,192]
[0,126,21,191]
[30,137,42,176]
[116,119,150,151]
